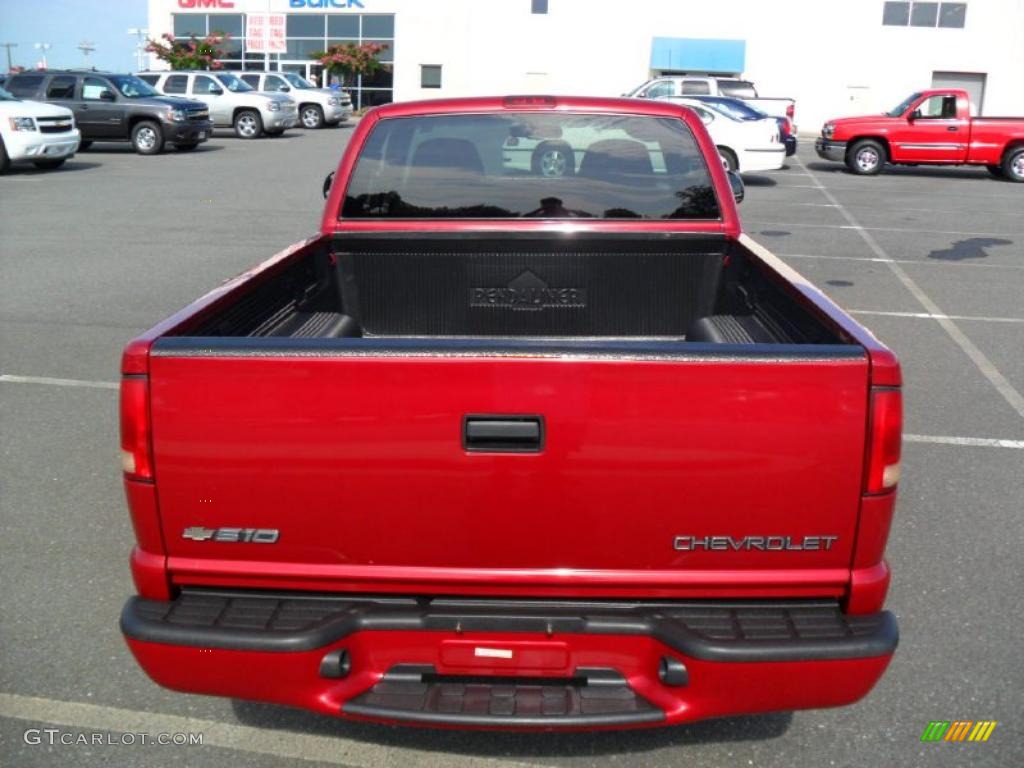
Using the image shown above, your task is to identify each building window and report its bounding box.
[938,3,967,27]
[882,1,910,25]
[532,0,548,14]
[421,65,442,89]
[910,2,939,25]
[882,1,965,27]
[286,13,326,38]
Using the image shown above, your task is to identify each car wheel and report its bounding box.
[846,139,885,175]
[234,110,263,139]
[301,104,324,129]
[78,140,93,151]
[1001,147,1024,183]
[32,158,66,169]
[131,120,164,155]
[0,138,10,174]
[985,164,1004,179]
[531,142,574,178]
[175,142,199,151]
[718,147,739,173]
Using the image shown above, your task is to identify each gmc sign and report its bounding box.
[178,0,235,8]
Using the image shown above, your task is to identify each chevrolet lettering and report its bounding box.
[673,535,840,552]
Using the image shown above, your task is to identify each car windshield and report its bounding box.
[342,112,721,220]
[110,75,159,98]
[283,73,314,89]
[215,74,253,92]
[886,92,921,117]
[700,98,765,121]
[0,86,17,101]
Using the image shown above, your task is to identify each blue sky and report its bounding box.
[0,0,148,72]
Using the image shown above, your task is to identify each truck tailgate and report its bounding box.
[149,351,868,595]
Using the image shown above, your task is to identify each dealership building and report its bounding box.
[147,0,1024,131]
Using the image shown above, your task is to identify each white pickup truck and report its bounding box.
[626,77,797,132]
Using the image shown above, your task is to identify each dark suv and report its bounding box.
[5,71,213,154]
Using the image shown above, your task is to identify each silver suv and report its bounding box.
[239,72,352,129]
[137,71,297,139]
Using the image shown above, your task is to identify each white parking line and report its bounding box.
[796,157,1024,420]
[0,692,548,768]
[848,310,1024,324]
[906,434,1024,449]
[780,253,1024,271]
[0,374,118,390]
[745,220,1023,238]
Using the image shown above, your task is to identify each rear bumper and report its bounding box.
[739,147,786,173]
[815,138,847,162]
[122,590,897,729]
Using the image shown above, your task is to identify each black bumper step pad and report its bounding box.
[343,666,662,727]
[123,591,898,663]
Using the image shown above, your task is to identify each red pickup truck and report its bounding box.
[120,96,902,730]
[815,88,1024,181]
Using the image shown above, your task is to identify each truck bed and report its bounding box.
[177,233,848,346]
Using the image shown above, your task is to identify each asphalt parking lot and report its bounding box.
[1,126,1022,768]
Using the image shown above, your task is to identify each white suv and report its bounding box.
[239,72,352,129]
[0,85,80,172]
[137,71,297,139]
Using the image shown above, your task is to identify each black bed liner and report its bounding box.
[180,233,850,347]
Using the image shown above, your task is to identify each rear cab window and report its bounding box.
[718,80,758,98]
[342,112,720,220]
[680,80,712,96]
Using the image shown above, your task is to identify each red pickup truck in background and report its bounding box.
[815,88,1024,181]
[120,96,902,730]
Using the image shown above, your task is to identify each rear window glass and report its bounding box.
[342,112,720,220]
[7,74,44,97]
[718,80,757,98]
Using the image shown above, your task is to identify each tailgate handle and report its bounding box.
[463,415,544,453]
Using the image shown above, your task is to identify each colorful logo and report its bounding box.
[921,721,997,742]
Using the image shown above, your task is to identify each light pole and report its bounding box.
[127,28,149,71]
[34,42,51,70]
[78,40,96,68]
[1,42,17,71]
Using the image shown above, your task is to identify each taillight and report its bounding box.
[786,103,795,120]
[864,388,902,494]
[120,376,154,481]
[503,95,557,108]
[783,117,793,136]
